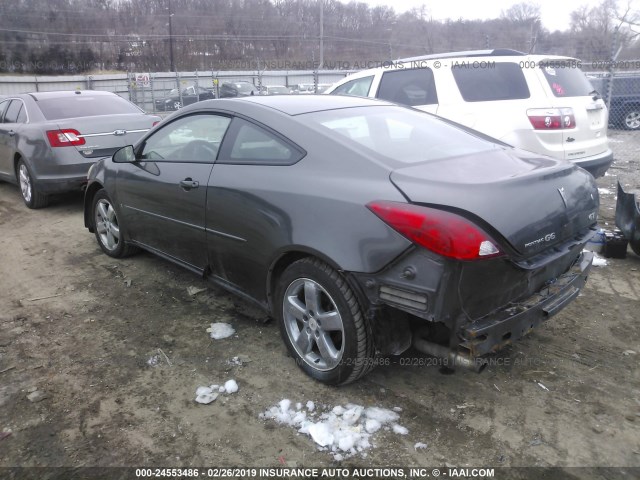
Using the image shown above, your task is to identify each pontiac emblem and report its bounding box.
[113,129,127,136]
[557,187,568,208]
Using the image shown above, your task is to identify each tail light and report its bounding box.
[152,121,160,127]
[367,201,503,261]
[46,129,86,147]
[527,108,575,130]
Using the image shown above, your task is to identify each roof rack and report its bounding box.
[396,49,526,63]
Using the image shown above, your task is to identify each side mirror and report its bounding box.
[113,145,136,163]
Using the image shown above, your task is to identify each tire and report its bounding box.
[92,189,138,258]
[622,106,640,130]
[173,101,182,110]
[17,159,48,209]
[275,258,376,385]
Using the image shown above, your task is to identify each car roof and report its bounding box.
[220,94,394,115]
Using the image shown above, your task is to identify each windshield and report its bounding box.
[303,106,498,164]
[37,94,142,120]
[237,83,254,92]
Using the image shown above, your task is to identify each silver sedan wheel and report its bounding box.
[95,199,120,252]
[283,278,345,371]
[624,110,640,130]
[19,163,32,203]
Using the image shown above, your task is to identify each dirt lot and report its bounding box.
[1,145,639,477]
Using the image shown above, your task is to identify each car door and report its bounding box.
[0,99,27,178]
[205,117,305,299]
[116,113,231,271]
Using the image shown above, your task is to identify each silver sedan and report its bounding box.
[0,90,160,208]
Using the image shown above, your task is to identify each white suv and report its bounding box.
[325,49,613,177]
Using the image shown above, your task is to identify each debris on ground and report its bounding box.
[187,286,208,296]
[227,355,251,366]
[26,390,47,403]
[414,442,428,450]
[260,400,410,460]
[206,322,235,339]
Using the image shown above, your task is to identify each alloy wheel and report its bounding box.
[95,198,120,252]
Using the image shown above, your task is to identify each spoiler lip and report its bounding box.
[615,181,640,254]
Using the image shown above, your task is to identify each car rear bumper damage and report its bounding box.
[459,250,592,357]
[352,244,593,363]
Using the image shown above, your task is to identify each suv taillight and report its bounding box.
[46,129,86,147]
[367,201,503,260]
[527,108,575,130]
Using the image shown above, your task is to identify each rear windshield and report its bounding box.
[236,83,254,92]
[452,62,530,101]
[541,64,594,97]
[36,94,142,120]
[303,106,497,165]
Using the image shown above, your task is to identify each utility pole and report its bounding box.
[168,0,175,72]
[319,1,324,69]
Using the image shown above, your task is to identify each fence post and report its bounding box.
[86,75,93,90]
[176,71,183,107]
[150,74,156,113]
[605,26,620,114]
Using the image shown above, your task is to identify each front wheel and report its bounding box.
[622,107,640,130]
[275,258,376,385]
[92,189,138,258]
[17,159,48,209]
[172,101,182,110]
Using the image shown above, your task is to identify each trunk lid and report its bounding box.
[55,114,158,158]
[389,147,599,257]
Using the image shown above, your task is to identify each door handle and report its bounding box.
[179,178,199,190]
[7,130,15,137]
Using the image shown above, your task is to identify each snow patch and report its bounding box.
[194,379,238,404]
[592,254,608,267]
[260,400,409,460]
[207,322,235,339]
[598,188,612,195]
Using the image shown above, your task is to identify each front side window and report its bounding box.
[140,114,231,162]
[218,118,304,165]
[331,76,374,97]
[377,68,438,106]
[452,62,530,102]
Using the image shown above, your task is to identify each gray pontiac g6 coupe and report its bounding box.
[84,95,598,385]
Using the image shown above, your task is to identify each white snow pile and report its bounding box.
[598,188,613,195]
[592,253,608,267]
[195,379,239,404]
[260,400,409,460]
[206,322,235,339]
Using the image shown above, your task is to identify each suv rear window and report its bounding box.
[452,62,530,102]
[542,65,601,97]
[36,94,142,120]
[377,68,438,106]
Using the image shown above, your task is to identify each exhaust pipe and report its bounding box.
[412,336,487,373]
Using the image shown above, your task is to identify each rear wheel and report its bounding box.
[17,159,48,209]
[275,258,376,385]
[173,101,182,110]
[92,189,138,258]
[622,106,640,130]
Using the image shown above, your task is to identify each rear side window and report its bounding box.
[36,94,142,120]
[377,68,438,106]
[331,76,374,97]
[219,118,304,165]
[3,100,24,123]
[541,65,596,97]
[452,62,530,101]
[0,100,10,122]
